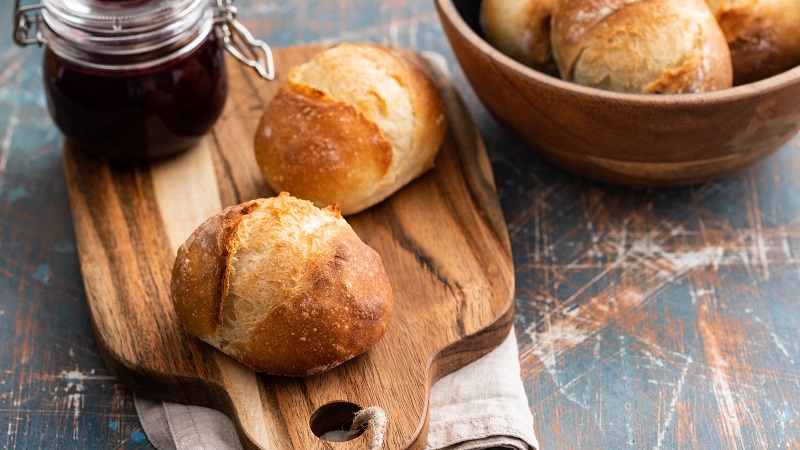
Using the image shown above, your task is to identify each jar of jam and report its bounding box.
[14,0,274,162]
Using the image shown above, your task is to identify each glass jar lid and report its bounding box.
[43,0,205,36]
[44,0,212,70]
[14,0,275,78]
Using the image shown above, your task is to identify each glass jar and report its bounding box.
[14,0,274,162]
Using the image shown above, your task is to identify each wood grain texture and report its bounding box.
[437,0,800,186]
[4,0,800,449]
[62,46,514,450]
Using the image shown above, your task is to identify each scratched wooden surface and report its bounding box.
[2,1,800,449]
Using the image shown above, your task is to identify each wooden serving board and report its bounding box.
[63,46,514,449]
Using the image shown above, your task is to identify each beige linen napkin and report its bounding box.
[135,327,538,450]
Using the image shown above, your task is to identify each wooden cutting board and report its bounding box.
[63,46,514,450]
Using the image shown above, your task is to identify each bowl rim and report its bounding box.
[435,0,800,105]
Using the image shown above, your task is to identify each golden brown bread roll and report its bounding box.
[705,0,800,84]
[551,0,733,93]
[480,0,559,76]
[170,192,393,376]
[254,43,447,216]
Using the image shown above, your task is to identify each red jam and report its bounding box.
[43,31,228,162]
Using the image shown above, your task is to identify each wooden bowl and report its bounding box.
[435,0,800,185]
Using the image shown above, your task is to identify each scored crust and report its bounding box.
[254,83,394,213]
[170,201,259,338]
[170,193,393,376]
[706,0,800,84]
[254,43,446,215]
[551,0,732,93]
[232,232,393,374]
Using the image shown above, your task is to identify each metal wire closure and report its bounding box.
[13,0,276,80]
[13,0,45,46]
[215,0,275,80]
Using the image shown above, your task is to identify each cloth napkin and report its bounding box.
[134,53,538,449]
[135,328,538,450]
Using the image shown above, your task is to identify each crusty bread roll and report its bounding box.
[170,192,393,376]
[254,43,447,216]
[480,0,559,76]
[705,0,800,84]
[551,0,733,93]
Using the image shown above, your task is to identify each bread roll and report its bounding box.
[254,43,447,216]
[551,0,733,93]
[170,192,393,376]
[705,0,800,84]
[480,0,559,76]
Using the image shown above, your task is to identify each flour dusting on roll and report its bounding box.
[170,192,393,376]
[705,0,800,84]
[254,43,447,215]
[551,0,733,93]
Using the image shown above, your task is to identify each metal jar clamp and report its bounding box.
[13,0,275,80]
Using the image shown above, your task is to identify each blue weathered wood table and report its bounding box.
[2,0,800,448]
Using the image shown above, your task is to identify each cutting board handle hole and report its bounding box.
[310,401,366,442]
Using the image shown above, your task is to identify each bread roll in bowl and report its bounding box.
[170,193,393,376]
[254,43,447,216]
[480,0,558,76]
[551,0,733,93]
[705,0,800,85]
